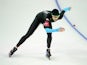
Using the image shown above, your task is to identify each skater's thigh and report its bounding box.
[26,18,40,35]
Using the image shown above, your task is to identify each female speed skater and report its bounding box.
[9,7,71,58]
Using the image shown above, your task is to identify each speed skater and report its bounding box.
[9,7,71,58]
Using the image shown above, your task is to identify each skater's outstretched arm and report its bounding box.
[45,27,65,33]
[58,7,71,19]
[58,10,65,19]
[45,28,60,33]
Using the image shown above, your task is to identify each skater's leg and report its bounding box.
[16,19,40,47]
[47,33,52,49]
[9,17,40,57]
[46,33,52,58]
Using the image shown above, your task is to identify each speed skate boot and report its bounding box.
[46,49,51,60]
[9,47,17,57]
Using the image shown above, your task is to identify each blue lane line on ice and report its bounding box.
[55,0,87,40]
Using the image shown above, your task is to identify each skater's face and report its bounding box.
[52,15,59,22]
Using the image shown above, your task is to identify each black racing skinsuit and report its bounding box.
[16,10,65,49]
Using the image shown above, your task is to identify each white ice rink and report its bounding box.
[0,0,87,65]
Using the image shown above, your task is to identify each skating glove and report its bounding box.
[45,28,60,33]
[63,7,71,12]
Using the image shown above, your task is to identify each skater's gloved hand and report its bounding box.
[63,7,71,12]
[59,27,65,32]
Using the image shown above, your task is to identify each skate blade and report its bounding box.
[46,55,51,60]
[9,51,13,57]
[9,53,12,57]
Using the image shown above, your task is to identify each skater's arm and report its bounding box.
[45,28,60,33]
[58,10,65,19]
[63,7,71,12]
[58,7,71,19]
[45,27,65,33]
